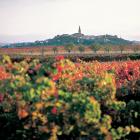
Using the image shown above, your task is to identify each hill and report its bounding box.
[45,34,132,46]
[2,29,133,48]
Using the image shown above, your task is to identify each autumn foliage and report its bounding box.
[0,56,140,139]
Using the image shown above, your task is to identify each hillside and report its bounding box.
[2,32,133,48]
[45,34,132,46]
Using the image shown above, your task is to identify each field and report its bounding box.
[1,45,140,64]
[1,0,140,138]
[0,45,140,56]
[0,55,140,140]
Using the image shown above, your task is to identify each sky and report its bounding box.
[0,0,140,43]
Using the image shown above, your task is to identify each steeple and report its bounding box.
[78,26,81,34]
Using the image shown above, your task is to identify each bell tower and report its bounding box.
[78,26,81,34]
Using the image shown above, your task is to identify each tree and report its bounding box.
[41,46,45,57]
[133,45,139,53]
[64,43,75,54]
[104,45,112,54]
[119,45,125,54]
[78,45,85,54]
[90,44,100,54]
[52,47,58,54]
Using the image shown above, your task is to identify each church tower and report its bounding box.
[72,26,84,37]
[78,26,81,34]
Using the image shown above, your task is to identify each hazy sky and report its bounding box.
[0,0,140,43]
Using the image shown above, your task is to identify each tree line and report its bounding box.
[51,44,140,55]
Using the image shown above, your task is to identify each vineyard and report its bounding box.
[0,45,140,56]
[0,55,140,139]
